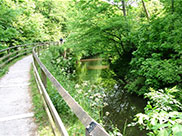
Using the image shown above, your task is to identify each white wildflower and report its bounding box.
[105,112,110,116]
[75,84,80,88]
[77,89,82,94]
[90,96,94,99]
[114,84,119,89]
[82,82,88,86]
[103,102,108,107]
[94,93,100,97]
[95,98,99,102]
[91,103,96,107]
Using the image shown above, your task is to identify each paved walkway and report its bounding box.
[0,55,37,136]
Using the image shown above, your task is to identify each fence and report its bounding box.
[0,43,32,68]
[0,42,110,136]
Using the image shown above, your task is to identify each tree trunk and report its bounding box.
[122,0,126,16]
[141,0,150,20]
[171,0,174,13]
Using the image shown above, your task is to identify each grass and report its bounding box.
[39,47,108,135]
[29,65,54,136]
[0,55,25,78]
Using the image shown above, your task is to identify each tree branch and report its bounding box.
[141,0,150,20]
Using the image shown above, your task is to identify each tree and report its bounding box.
[122,0,126,16]
[0,0,19,48]
[171,0,174,13]
[33,0,69,40]
[126,4,182,94]
[141,0,150,19]
[0,0,70,48]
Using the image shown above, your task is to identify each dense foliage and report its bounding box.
[1,0,181,95]
[132,87,182,136]
[63,0,182,135]
[127,5,182,94]
[1,0,182,135]
[64,0,182,95]
[0,0,68,50]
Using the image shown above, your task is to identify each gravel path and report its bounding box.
[0,55,37,136]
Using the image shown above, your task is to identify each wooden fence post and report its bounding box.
[41,69,47,89]
[38,46,40,56]
[7,48,10,60]
[24,45,27,55]
[43,43,46,49]
[33,56,40,75]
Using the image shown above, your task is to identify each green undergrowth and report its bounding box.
[39,46,120,135]
[131,87,182,136]
[41,60,105,135]
[46,78,85,135]
[30,65,54,136]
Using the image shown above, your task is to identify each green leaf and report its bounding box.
[174,132,182,136]
[157,129,169,136]
[172,124,182,135]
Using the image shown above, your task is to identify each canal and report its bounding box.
[78,57,147,135]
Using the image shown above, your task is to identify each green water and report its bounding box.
[77,58,147,135]
[77,58,103,82]
[103,88,147,136]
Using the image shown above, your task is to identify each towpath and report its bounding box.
[0,55,37,136]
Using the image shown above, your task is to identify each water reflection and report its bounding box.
[103,87,147,136]
[78,57,108,82]
[77,57,147,135]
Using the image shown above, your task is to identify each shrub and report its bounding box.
[131,87,182,136]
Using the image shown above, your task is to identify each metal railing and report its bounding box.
[0,42,110,136]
